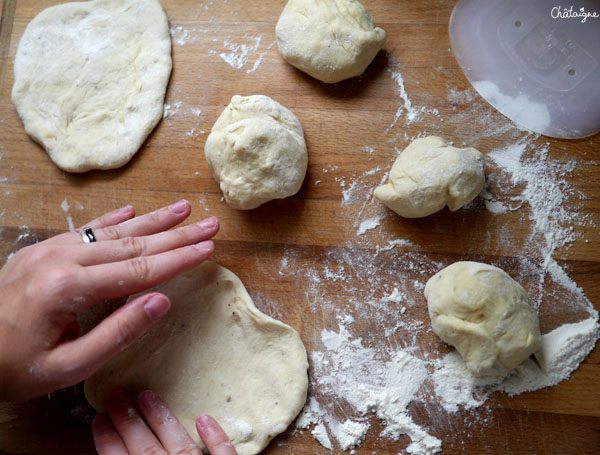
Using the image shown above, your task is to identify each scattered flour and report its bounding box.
[362,146,375,155]
[60,198,75,232]
[504,317,600,395]
[488,140,584,257]
[332,420,370,450]
[375,238,414,255]
[307,325,440,454]
[285,129,599,453]
[311,423,332,450]
[185,128,204,139]
[170,26,209,46]
[387,69,420,129]
[386,62,441,133]
[246,40,276,74]
[225,419,253,442]
[210,36,262,70]
[447,87,475,106]
[356,217,381,235]
[163,101,183,119]
[485,138,593,303]
[340,167,384,207]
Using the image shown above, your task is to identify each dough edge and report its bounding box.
[84,262,309,455]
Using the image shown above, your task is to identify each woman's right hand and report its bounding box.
[93,389,238,455]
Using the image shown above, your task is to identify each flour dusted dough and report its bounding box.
[276,0,386,83]
[425,261,542,377]
[12,0,172,172]
[205,95,308,210]
[85,262,308,455]
[374,136,485,218]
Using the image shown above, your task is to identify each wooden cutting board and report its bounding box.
[0,1,599,454]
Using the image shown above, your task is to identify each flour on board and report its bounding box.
[60,198,75,232]
[170,26,209,46]
[284,127,598,453]
[356,217,381,235]
[208,35,264,71]
[386,62,441,133]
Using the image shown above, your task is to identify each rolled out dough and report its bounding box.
[12,0,172,172]
[85,262,309,455]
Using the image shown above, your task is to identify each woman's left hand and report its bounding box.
[0,201,218,401]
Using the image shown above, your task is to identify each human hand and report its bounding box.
[93,389,238,455]
[0,201,218,401]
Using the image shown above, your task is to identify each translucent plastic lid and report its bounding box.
[449,0,600,139]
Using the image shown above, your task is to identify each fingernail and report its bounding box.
[196,414,212,429]
[193,240,214,254]
[120,205,134,215]
[198,217,217,229]
[138,390,158,409]
[144,295,170,321]
[168,199,189,214]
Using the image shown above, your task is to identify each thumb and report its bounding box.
[46,293,170,388]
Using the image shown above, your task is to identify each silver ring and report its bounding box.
[81,227,97,244]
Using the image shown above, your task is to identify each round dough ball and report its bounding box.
[85,262,309,455]
[12,0,172,172]
[374,136,485,218]
[275,0,386,83]
[205,95,308,210]
[424,261,542,377]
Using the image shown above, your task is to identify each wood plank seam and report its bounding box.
[0,0,17,93]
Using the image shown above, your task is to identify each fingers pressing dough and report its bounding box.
[85,262,309,455]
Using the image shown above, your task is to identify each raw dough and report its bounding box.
[205,95,308,210]
[85,262,309,455]
[374,136,485,218]
[424,261,542,377]
[12,0,172,172]
[275,0,386,83]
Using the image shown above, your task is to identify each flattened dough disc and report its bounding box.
[12,0,172,172]
[85,262,309,455]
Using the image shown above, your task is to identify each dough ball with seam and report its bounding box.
[12,0,172,172]
[205,95,308,210]
[424,261,542,377]
[85,262,309,455]
[374,136,485,218]
[276,0,386,83]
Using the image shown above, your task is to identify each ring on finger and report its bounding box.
[81,226,97,244]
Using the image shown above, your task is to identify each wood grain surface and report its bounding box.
[0,1,599,454]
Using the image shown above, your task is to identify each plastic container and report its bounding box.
[449,0,600,138]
